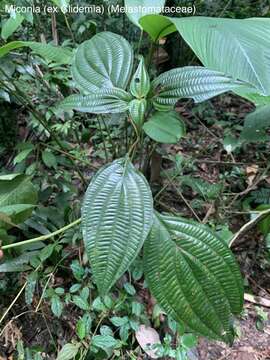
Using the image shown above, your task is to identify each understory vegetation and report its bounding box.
[0,1,270,359]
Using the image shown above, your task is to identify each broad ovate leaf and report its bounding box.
[60,88,131,114]
[143,111,185,143]
[124,0,165,28]
[152,66,248,110]
[144,214,243,342]
[130,56,150,98]
[72,32,133,93]
[82,158,153,295]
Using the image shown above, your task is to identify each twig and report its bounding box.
[244,293,270,308]
[1,218,81,251]
[163,170,202,222]
[0,282,27,326]
[229,208,270,247]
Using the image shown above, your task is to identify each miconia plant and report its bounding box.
[57,28,254,343]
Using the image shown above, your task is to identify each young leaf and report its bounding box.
[56,343,80,360]
[42,150,57,169]
[51,295,64,318]
[129,99,147,128]
[25,272,38,305]
[144,214,243,342]
[72,295,89,310]
[91,335,118,349]
[130,56,150,98]
[76,318,86,340]
[143,111,185,143]
[13,148,33,165]
[72,32,133,93]
[60,88,131,114]
[82,158,153,295]
[152,66,248,110]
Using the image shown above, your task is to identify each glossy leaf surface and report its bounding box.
[82,158,153,295]
[144,214,243,342]
[60,88,131,114]
[72,32,133,93]
[152,66,247,110]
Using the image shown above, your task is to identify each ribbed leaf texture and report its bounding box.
[129,99,147,128]
[151,66,247,110]
[60,88,131,113]
[82,158,153,295]
[72,32,134,93]
[144,214,243,343]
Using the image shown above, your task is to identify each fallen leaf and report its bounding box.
[246,165,259,186]
[135,325,161,359]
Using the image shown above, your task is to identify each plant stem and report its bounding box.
[1,218,81,251]
[64,13,76,45]
[97,115,109,162]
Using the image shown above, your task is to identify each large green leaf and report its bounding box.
[0,41,72,64]
[171,17,270,95]
[140,16,270,95]
[0,174,37,226]
[1,12,24,40]
[124,0,165,28]
[0,251,39,272]
[151,66,247,110]
[72,32,133,93]
[143,111,185,143]
[240,104,270,142]
[144,214,243,342]
[60,88,131,113]
[82,158,153,295]
[0,174,37,207]
[0,204,35,229]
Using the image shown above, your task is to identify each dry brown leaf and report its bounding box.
[246,165,259,186]
[135,325,161,359]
